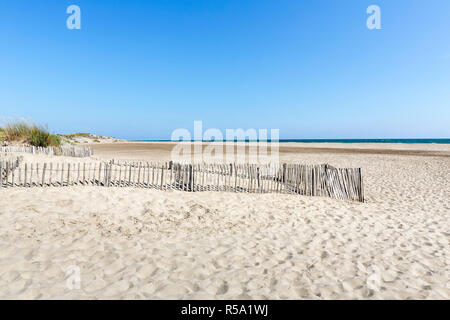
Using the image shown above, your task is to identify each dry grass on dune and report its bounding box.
[0,118,61,147]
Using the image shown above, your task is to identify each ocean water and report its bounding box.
[278,139,450,144]
[136,139,450,144]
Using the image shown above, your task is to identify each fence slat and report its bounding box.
[5,162,9,187]
[42,163,47,187]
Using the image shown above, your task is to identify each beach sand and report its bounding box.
[0,142,449,299]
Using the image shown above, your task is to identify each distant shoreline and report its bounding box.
[130,139,450,144]
[89,141,450,159]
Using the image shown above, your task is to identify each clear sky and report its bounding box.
[1,0,449,140]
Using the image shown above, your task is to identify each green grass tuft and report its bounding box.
[1,118,61,147]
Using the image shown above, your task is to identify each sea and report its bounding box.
[135,139,450,144]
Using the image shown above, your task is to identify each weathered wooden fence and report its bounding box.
[0,158,21,182]
[0,161,364,202]
[0,146,93,157]
[59,146,93,157]
[1,146,55,155]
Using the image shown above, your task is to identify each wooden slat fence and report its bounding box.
[0,161,364,202]
[0,158,21,183]
[0,146,93,157]
[58,146,93,157]
[1,146,55,156]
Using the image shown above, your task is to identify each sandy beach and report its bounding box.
[0,142,449,299]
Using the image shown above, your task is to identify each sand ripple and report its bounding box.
[0,153,449,299]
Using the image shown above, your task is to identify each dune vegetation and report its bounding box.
[0,119,61,147]
[60,132,93,139]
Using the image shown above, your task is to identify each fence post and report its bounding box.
[137,163,141,186]
[5,162,9,188]
[42,163,47,187]
[257,167,260,193]
[106,163,110,186]
[0,162,3,188]
[11,162,15,187]
[128,164,132,187]
[189,164,194,192]
[358,168,364,203]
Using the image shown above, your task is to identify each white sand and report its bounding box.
[0,143,449,299]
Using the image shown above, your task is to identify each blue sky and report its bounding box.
[1,0,449,139]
